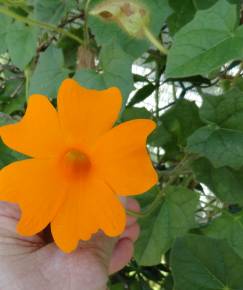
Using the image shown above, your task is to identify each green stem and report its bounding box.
[143,26,168,55]
[192,0,199,10]
[154,63,161,162]
[83,0,91,46]
[1,0,31,14]
[182,173,194,187]
[127,154,198,218]
[0,6,84,45]
[24,66,31,100]
[127,191,164,218]
[155,66,160,120]
[172,83,177,101]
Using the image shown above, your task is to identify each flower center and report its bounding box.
[61,149,91,180]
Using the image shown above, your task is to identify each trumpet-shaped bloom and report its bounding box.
[0,79,157,252]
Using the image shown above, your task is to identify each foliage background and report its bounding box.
[0,0,243,289]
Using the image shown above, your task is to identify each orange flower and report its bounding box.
[0,79,157,252]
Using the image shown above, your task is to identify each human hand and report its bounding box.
[0,198,140,290]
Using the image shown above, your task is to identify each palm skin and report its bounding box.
[0,198,140,290]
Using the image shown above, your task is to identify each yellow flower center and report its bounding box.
[61,149,91,180]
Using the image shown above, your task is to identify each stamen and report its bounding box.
[61,149,91,180]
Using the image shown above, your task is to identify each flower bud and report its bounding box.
[90,0,149,38]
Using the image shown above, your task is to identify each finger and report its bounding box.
[108,238,133,275]
[0,201,21,220]
[121,223,140,242]
[126,198,140,227]
[0,202,44,254]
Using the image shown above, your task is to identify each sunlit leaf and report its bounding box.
[166,0,243,77]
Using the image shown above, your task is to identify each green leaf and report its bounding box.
[148,123,172,147]
[171,234,243,290]
[29,46,69,98]
[0,75,26,114]
[3,93,26,115]
[75,42,133,102]
[187,125,243,169]
[166,0,243,78]
[167,0,197,35]
[6,22,38,70]
[164,274,174,290]
[58,28,83,70]
[232,77,243,91]
[135,186,159,210]
[74,70,105,89]
[110,284,125,290]
[121,107,152,122]
[203,212,243,259]
[135,186,199,266]
[127,83,155,107]
[34,0,77,24]
[0,139,26,169]
[194,0,222,9]
[129,280,149,290]
[200,88,243,131]
[167,0,231,35]
[133,74,148,83]
[99,42,133,100]
[0,15,11,54]
[193,158,243,205]
[88,0,172,59]
[188,88,243,169]
[160,99,203,147]
[0,113,17,126]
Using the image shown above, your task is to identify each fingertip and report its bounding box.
[126,198,140,226]
[126,198,141,212]
[121,223,140,242]
[109,238,134,274]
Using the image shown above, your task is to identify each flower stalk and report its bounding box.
[143,26,168,55]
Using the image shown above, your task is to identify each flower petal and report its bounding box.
[51,177,126,253]
[0,159,67,235]
[92,119,158,196]
[57,79,122,147]
[0,95,65,158]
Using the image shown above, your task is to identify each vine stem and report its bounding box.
[83,0,91,46]
[126,192,164,219]
[127,154,197,218]
[143,26,168,55]
[0,6,84,45]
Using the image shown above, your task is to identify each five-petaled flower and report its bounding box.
[0,79,158,253]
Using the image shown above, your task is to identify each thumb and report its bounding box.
[79,196,127,266]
